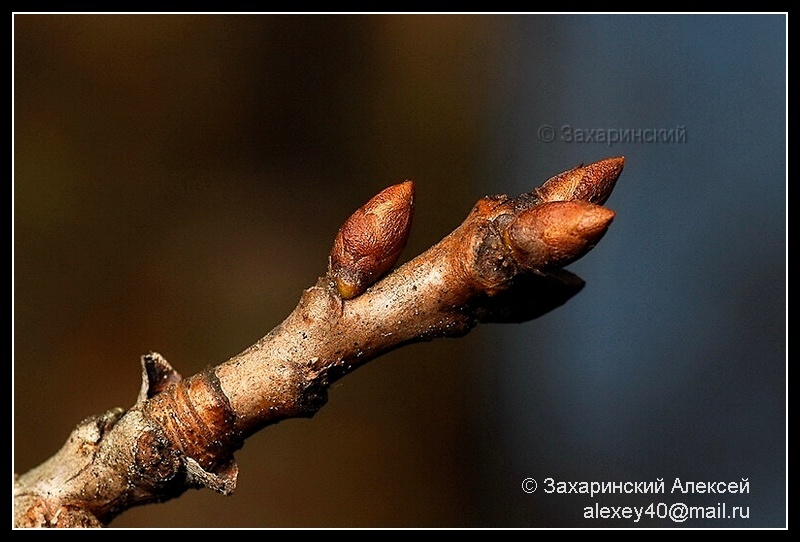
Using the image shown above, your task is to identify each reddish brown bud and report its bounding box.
[503,200,615,270]
[536,156,624,205]
[329,181,415,299]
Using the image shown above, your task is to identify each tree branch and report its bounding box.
[13,157,625,527]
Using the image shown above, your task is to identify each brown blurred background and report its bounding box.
[14,14,785,528]
[14,14,512,527]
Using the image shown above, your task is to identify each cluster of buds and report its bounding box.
[502,157,623,271]
[327,157,623,299]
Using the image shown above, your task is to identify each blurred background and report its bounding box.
[13,14,785,527]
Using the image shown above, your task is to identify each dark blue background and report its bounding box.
[482,15,785,527]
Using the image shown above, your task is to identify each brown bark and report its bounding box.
[13,157,624,527]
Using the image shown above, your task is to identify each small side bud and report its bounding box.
[536,156,624,205]
[329,181,414,299]
[502,201,615,271]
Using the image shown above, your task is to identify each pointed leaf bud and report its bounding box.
[329,181,415,299]
[536,156,624,205]
[503,200,615,270]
